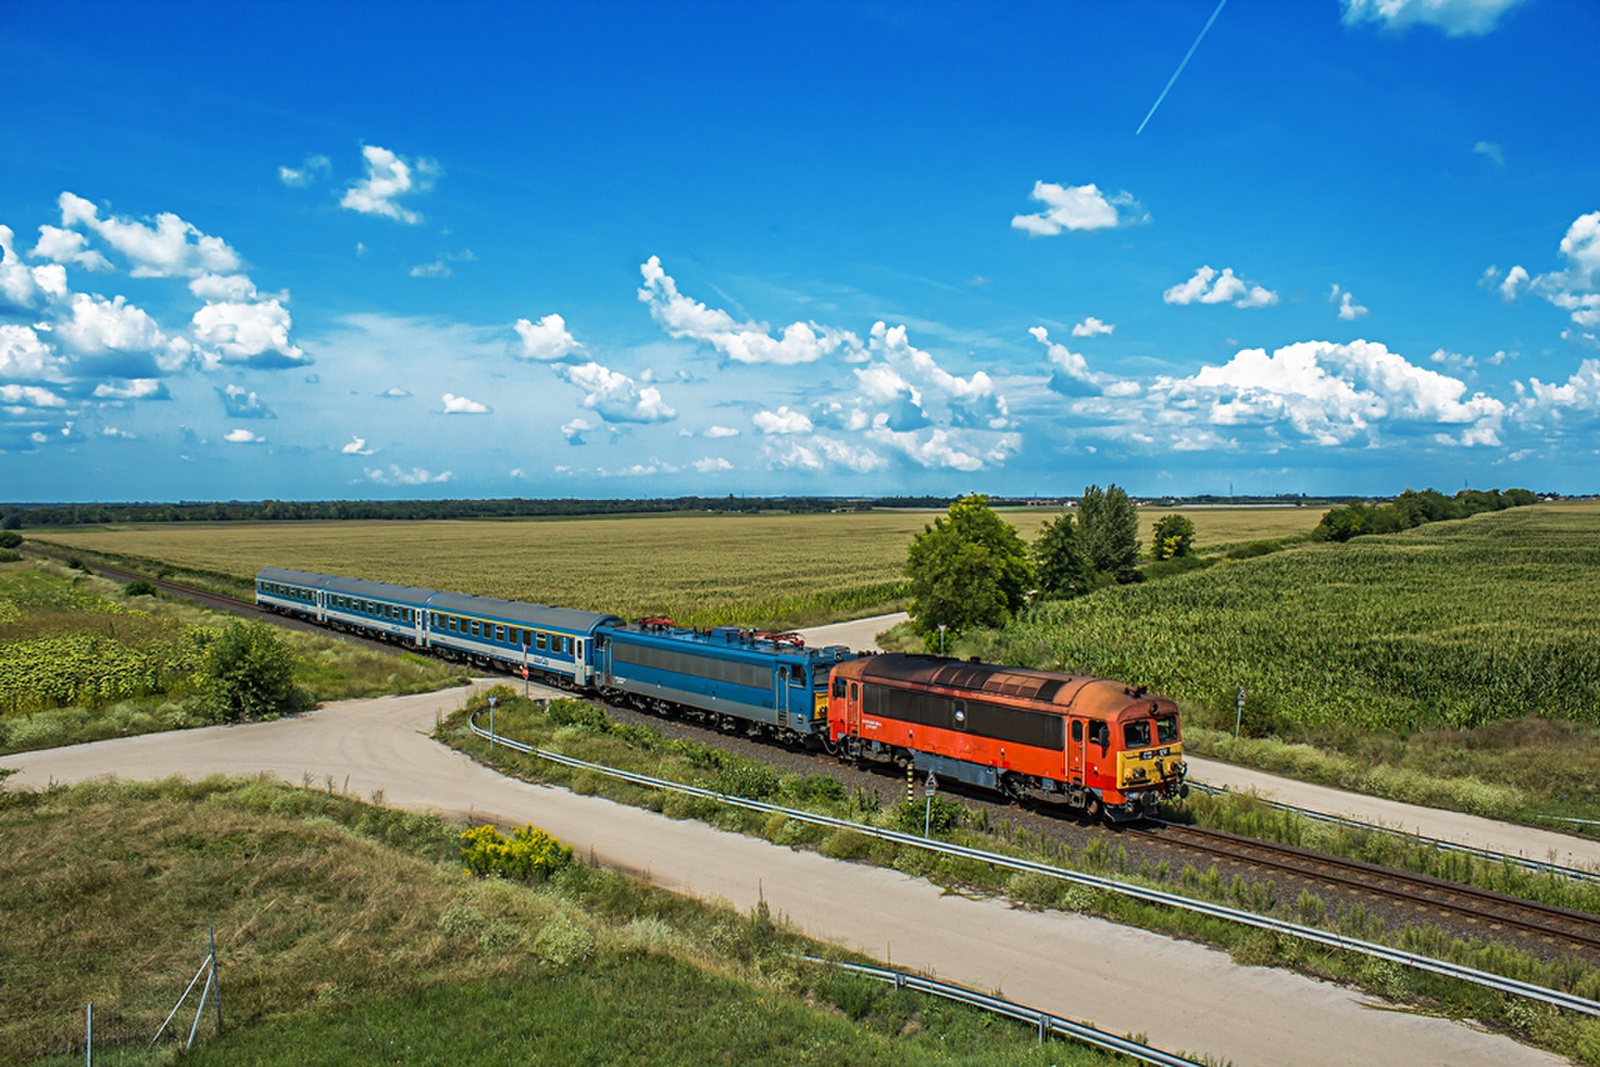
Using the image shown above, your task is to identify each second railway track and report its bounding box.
[1138,820,1600,958]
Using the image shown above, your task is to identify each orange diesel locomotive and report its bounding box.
[827,654,1187,821]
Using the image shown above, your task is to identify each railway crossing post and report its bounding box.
[1233,688,1246,738]
[488,695,498,749]
[905,763,914,803]
[924,771,939,837]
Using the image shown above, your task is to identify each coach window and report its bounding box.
[536,633,547,651]
[493,625,503,641]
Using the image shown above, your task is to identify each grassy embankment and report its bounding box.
[953,501,1600,828]
[1,775,1129,1067]
[31,506,1322,631]
[436,687,1600,1063]
[0,559,465,754]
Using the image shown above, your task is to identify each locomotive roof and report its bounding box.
[851,654,1172,719]
[426,590,621,633]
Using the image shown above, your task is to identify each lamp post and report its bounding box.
[1234,688,1246,738]
[937,623,947,656]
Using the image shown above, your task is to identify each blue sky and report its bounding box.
[2,0,1596,501]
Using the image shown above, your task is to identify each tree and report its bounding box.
[1077,484,1140,582]
[905,494,1033,637]
[1033,512,1090,598]
[1150,514,1197,561]
[193,621,304,723]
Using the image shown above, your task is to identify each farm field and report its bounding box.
[2,776,1110,1067]
[34,505,1322,629]
[991,501,1600,822]
[0,560,463,753]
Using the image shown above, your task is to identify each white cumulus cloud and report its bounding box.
[366,465,451,484]
[218,383,274,419]
[1330,284,1369,320]
[753,405,814,435]
[703,425,740,438]
[0,383,68,408]
[410,260,451,278]
[0,324,66,380]
[638,256,862,365]
[92,378,167,400]
[191,299,306,367]
[441,392,491,414]
[223,428,264,444]
[340,145,438,224]
[558,361,675,423]
[693,456,733,472]
[1163,265,1278,308]
[561,416,595,443]
[341,435,375,455]
[1342,0,1528,37]
[1071,316,1114,337]
[58,191,241,278]
[513,313,583,361]
[30,225,112,271]
[1011,181,1145,236]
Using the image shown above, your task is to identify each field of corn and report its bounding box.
[34,506,1322,629]
[995,501,1600,735]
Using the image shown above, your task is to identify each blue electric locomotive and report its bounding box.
[593,620,857,745]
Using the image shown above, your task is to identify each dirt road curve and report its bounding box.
[0,686,1563,1067]
[824,612,1600,873]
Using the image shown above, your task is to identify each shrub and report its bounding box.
[124,579,157,597]
[460,822,574,882]
[0,531,22,548]
[711,761,781,800]
[0,550,20,564]
[190,621,305,723]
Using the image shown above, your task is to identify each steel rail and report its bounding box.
[801,956,1204,1066]
[1139,821,1600,955]
[1187,781,1600,885]
[467,712,1600,1017]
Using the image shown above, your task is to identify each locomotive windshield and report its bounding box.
[1156,714,1179,745]
[1123,720,1151,748]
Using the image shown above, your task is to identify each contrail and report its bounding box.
[1136,0,1229,135]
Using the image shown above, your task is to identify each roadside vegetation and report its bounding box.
[439,687,1600,1064]
[0,560,465,754]
[2,775,1124,1067]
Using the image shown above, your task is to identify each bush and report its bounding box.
[460,822,574,882]
[124,579,157,597]
[711,761,782,800]
[0,531,21,548]
[0,550,21,564]
[191,621,305,723]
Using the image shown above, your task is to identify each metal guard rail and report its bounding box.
[801,956,1203,1066]
[1188,781,1600,885]
[467,712,1600,1017]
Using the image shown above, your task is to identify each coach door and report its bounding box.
[1068,718,1085,784]
[776,666,790,722]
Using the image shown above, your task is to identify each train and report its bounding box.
[255,566,1187,820]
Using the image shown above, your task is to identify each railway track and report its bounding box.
[30,546,1600,961]
[1138,821,1600,957]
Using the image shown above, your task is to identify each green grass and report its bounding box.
[437,687,1600,1064]
[0,560,466,754]
[2,776,1124,1067]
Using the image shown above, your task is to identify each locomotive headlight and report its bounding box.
[1140,750,1153,760]
[1159,747,1170,756]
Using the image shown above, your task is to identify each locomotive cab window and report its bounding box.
[833,678,847,698]
[1123,720,1152,748]
[1090,721,1109,750]
[1071,720,1083,743]
[1156,715,1179,745]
